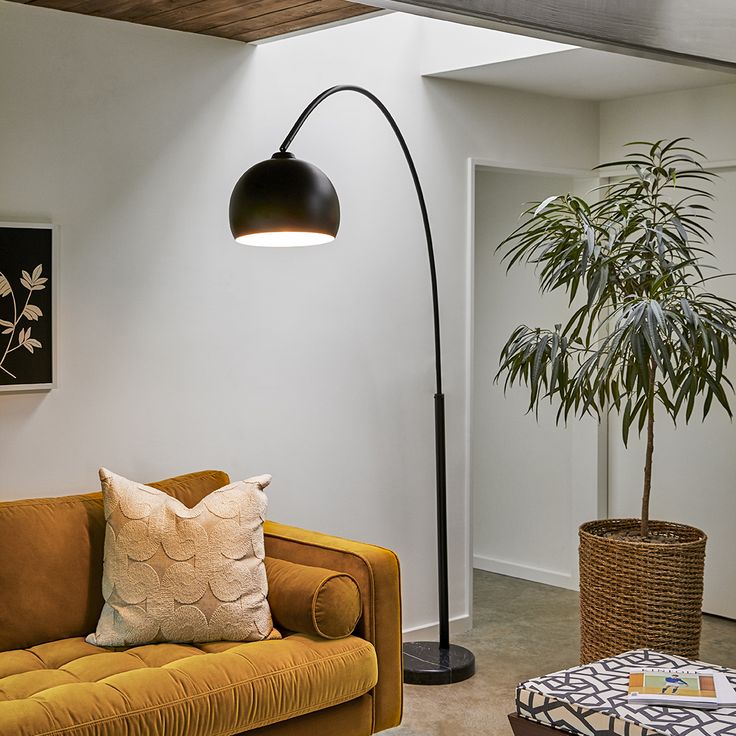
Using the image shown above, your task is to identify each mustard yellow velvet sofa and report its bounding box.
[0,470,403,736]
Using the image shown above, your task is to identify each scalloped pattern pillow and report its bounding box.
[87,468,274,647]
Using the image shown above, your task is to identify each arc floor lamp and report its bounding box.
[228,85,475,686]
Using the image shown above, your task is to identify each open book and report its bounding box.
[628,669,736,709]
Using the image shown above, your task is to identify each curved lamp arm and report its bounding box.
[268,86,474,679]
[279,85,443,395]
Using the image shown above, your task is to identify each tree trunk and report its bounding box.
[641,363,656,538]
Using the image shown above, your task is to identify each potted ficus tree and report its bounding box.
[495,139,736,662]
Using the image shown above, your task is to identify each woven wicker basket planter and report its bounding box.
[579,518,707,663]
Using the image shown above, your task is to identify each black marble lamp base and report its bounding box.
[402,641,476,685]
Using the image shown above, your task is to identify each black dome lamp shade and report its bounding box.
[229,85,475,686]
[229,152,340,247]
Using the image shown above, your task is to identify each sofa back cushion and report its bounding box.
[0,470,230,652]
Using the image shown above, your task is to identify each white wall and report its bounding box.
[600,84,736,618]
[600,83,736,164]
[0,4,600,632]
[472,168,603,590]
[473,169,577,589]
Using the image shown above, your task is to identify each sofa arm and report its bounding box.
[264,521,402,733]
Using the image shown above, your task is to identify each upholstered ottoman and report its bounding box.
[510,650,736,736]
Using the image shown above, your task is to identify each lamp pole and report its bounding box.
[232,86,475,685]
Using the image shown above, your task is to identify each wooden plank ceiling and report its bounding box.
[8,0,379,43]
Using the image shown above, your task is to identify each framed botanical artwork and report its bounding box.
[0,222,57,392]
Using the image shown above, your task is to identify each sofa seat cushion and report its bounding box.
[0,634,378,736]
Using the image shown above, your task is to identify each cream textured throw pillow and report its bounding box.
[87,468,274,647]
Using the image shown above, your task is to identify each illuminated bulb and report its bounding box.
[235,231,336,247]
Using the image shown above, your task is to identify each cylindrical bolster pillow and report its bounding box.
[265,557,362,639]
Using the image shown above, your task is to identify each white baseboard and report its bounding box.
[402,614,472,641]
[474,554,577,591]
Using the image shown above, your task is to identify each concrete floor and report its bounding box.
[388,570,736,736]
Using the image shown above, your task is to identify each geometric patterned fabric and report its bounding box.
[87,468,274,646]
[517,650,736,736]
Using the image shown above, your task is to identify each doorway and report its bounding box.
[469,161,736,620]
[470,164,605,596]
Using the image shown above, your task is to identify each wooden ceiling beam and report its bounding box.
[204,0,360,36]
[12,0,379,42]
[135,0,305,30]
[225,3,372,41]
[26,0,94,11]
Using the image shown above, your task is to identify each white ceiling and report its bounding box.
[426,47,736,101]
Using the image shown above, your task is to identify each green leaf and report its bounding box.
[534,195,559,216]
